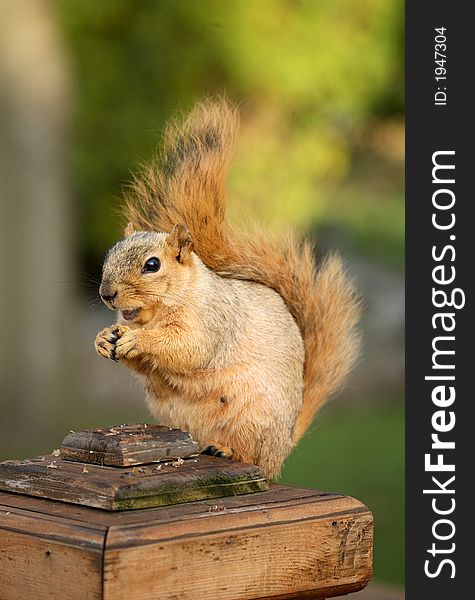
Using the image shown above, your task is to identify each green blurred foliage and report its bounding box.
[53,0,403,272]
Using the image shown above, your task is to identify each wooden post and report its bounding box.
[0,425,373,598]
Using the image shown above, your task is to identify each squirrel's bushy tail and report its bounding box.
[124,98,362,445]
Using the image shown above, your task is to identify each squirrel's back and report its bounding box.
[124,98,361,445]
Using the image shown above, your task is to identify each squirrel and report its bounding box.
[94,99,361,479]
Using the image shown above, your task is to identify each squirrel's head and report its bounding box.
[99,223,194,325]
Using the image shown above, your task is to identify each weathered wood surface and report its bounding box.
[0,454,268,511]
[0,502,104,600]
[103,491,373,600]
[0,484,373,600]
[60,424,200,466]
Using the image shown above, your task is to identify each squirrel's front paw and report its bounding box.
[95,325,130,361]
[114,329,142,360]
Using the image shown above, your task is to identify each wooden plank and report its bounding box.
[60,424,200,466]
[0,507,104,600]
[258,581,370,599]
[0,506,106,545]
[105,494,368,547]
[103,495,373,600]
[0,485,336,527]
[0,454,268,510]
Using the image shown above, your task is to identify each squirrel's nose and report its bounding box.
[100,290,118,304]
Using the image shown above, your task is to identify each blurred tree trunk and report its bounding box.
[0,0,75,449]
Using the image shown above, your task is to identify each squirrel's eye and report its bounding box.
[142,257,161,273]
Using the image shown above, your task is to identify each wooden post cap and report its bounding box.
[60,423,200,466]
[0,424,269,511]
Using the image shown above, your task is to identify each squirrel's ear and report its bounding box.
[123,222,136,238]
[167,224,193,264]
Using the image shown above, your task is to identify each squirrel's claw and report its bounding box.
[202,444,234,460]
[114,329,141,360]
[94,325,129,361]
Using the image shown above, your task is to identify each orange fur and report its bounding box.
[123,98,362,446]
